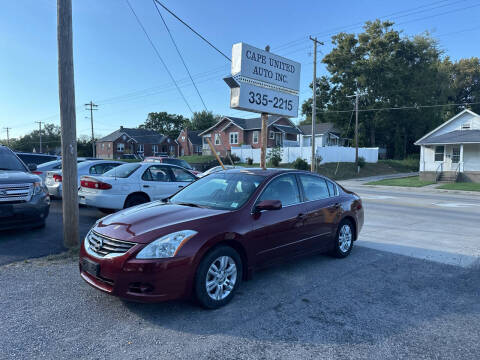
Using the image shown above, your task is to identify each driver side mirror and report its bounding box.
[254,200,282,212]
[28,163,37,171]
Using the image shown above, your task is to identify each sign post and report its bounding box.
[224,42,301,169]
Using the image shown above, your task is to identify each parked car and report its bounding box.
[79,168,363,309]
[143,157,201,176]
[45,160,124,198]
[199,165,236,177]
[32,157,96,183]
[0,145,50,230]
[15,152,59,165]
[78,162,198,212]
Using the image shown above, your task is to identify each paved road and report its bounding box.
[0,201,101,265]
[338,183,480,268]
[1,247,478,359]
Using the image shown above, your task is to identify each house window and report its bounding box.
[269,131,275,139]
[215,133,221,145]
[434,146,444,162]
[229,132,238,145]
[253,131,259,144]
[452,147,460,163]
[117,143,124,152]
[152,144,158,154]
[101,143,105,150]
[108,143,111,149]
[138,144,144,152]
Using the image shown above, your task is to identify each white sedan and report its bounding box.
[78,162,197,212]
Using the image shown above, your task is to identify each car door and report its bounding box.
[140,165,179,201]
[251,174,311,267]
[169,166,196,191]
[297,174,336,252]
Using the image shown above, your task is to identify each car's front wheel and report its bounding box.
[194,246,242,309]
[331,220,354,258]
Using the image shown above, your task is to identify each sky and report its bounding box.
[1,0,480,141]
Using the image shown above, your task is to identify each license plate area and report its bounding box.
[81,258,100,277]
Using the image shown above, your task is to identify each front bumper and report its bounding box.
[0,193,50,230]
[79,241,194,303]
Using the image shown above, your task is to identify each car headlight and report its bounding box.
[32,182,45,195]
[136,230,198,259]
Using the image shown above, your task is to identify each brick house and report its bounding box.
[95,127,178,159]
[177,129,202,156]
[199,115,301,156]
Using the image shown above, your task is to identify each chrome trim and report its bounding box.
[0,183,32,203]
[84,230,137,259]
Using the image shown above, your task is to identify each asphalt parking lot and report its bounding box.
[1,186,479,359]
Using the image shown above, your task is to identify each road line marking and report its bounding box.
[433,202,480,208]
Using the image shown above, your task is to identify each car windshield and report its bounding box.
[103,163,140,178]
[170,172,265,210]
[0,147,27,171]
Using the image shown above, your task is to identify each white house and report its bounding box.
[415,109,480,182]
[297,123,345,147]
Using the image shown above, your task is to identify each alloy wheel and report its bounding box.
[338,224,352,253]
[205,256,237,301]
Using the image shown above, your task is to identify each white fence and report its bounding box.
[232,146,379,164]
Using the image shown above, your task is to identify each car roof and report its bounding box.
[217,167,299,177]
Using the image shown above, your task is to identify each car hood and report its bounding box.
[95,201,229,243]
[0,170,39,184]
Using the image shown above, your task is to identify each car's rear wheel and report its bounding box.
[194,246,242,309]
[331,220,354,258]
[123,193,149,209]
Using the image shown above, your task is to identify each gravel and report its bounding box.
[1,246,479,359]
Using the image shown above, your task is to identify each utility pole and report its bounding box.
[260,45,271,170]
[309,36,323,172]
[57,0,79,248]
[347,89,365,170]
[3,127,11,147]
[35,121,44,153]
[85,101,98,157]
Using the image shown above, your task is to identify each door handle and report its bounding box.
[143,185,150,188]
[178,185,184,188]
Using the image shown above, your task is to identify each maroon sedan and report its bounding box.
[79,169,363,309]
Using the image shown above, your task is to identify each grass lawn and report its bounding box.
[366,176,434,187]
[436,182,480,192]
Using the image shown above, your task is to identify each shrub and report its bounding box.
[358,156,366,168]
[292,157,309,170]
[230,153,240,163]
[267,147,282,167]
[246,157,253,165]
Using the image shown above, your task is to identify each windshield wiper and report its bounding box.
[174,202,203,208]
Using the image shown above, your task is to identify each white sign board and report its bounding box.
[230,82,299,117]
[231,42,301,92]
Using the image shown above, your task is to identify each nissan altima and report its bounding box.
[79,168,363,309]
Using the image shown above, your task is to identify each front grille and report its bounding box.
[0,183,32,203]
[87,230,136,257]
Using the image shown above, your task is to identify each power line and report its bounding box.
[153,0,231,62]
[152,0,208,111]
[125,0,194,114]
[317,101,480,114]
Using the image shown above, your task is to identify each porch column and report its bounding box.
[420,146,424,171]
[460,144,464,172]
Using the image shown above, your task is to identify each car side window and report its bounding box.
[299,174,330,201]
[171,167,195,182]
[142,165,172,182]
[326,180,338,197]
[258,174,301,206]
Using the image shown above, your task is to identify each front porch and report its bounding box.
[419,143,480,183]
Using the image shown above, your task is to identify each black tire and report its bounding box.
[330,219,354,258]
[194,246,243,309]
[99,208,116,214]
[123,193,149,209]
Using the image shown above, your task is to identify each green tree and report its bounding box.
[139,112,188,138]
[190,110,219,131]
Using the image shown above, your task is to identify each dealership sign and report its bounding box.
[224,42,301,117]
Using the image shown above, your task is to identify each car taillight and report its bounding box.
[81,179,112,190]
[53,174,62,182]
[32,171,43,175]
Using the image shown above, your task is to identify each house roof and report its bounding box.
[416,130,480,145]
[298,123,339,135]
[272,124,302,135]
[97,127,169,144]
[415,109,480,145]
[186,130,202,145]
[199,115,296,135]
